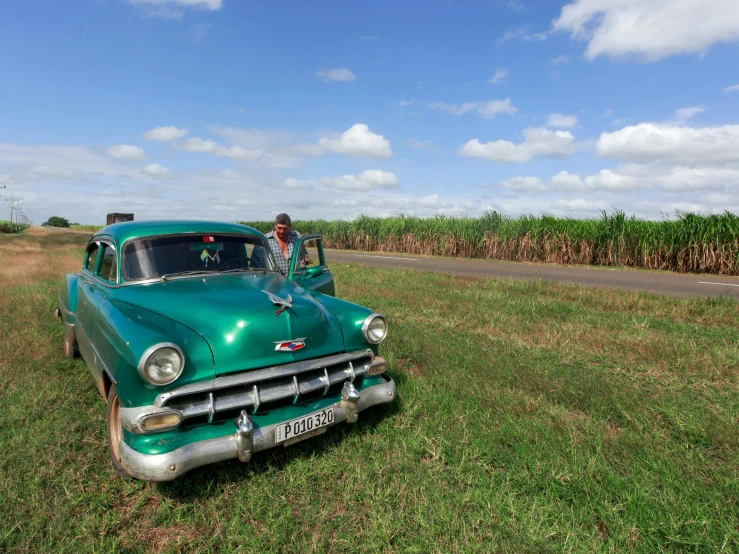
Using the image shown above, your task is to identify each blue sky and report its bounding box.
[1,0,739,224]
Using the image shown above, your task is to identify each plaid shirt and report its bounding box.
[261,229,302,275]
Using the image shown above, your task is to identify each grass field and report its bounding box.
[70,224,107,232]
[0,220,29,234]
[1,228,737,553]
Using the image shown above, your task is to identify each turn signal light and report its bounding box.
[367,358,386,376]
[141,412,182,431]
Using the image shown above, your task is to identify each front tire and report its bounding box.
[107,386,133,478]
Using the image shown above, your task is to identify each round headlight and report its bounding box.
[361,313,387,344]
[138,344,184,386]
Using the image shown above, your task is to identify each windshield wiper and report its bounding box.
[161,270,215,281]
[220,267,267,274]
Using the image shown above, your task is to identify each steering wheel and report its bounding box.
[219,256,250,270]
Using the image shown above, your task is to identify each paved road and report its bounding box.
[325,250,739,299]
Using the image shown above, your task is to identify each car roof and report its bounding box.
[93,220,265,245]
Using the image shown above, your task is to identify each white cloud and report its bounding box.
[724,84,739,94]
[127,0,222,19]
[551,198,609,212]
[0,144,146,180]
[409,138,431,150]
[428,98,517,120]
[551,55,569,65]
[551,170,585,190]
[282,178,312,189]
[313,123,392,158]
[501,176,547,192]
[583,168,641,191]
[550,165,739,193]
[209,127,294,149]
[459,127,575,163]
[552,0,739,61]
[671,106,705,124]
[316,68,356,82]
[142,163,170,176]
[506,0,524,12]
[191,22,211,42]
[107,144,146,160]
[497,25,547,45]
[597,123,739,164]
[547,113,578,128]
[398,99,415,107]
[142,126,188,141]
[489,68,507,85]
[320,170,399,191]
[0,141,513,223]
[173,137,262,160]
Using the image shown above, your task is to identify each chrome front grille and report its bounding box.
[154,349,381,425]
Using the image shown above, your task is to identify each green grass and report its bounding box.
[242,211,739,275]
[0,220,29,234]
[1,230,737,553]
[70,224,105,232]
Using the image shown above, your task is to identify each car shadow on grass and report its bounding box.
[156,376,404,499]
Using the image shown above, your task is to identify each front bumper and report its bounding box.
[119,375,395,481]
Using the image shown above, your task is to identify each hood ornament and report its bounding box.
[261,290,293,316]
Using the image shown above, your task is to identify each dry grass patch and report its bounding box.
[0,232,82,285]
[115,494,201,553]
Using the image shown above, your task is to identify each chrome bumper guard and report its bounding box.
[119,376,395,481]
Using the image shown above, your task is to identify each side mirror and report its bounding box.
[303,266,323,279]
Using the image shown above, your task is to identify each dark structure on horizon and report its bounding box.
[106,213,134,225]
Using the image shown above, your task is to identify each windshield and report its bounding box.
[122,233,276,281]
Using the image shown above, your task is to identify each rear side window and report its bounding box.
[85,243,100,273]
[98,244,117,283]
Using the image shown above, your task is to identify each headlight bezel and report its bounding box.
[137,343,185,386]
[361,313,388,344]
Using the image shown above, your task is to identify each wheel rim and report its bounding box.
[109,394,122,462]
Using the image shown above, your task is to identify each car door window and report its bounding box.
[293,238,322,274]
[98,243,117,283]
[85,243,100,273]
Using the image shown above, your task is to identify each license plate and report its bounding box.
[275,407,335,444]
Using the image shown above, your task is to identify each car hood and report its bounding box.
[112,272,345,375]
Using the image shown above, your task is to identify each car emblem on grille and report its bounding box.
[274,338,306,352]
[261,290,293,316]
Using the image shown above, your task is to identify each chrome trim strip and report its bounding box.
[154,349,374,407]
[207,392,215,424]
[118,376,396,481]
[251,385,260,414]
[348,361,355,383]
[322,368,330,395]
[292,375,299,404]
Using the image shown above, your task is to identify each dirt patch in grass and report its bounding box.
[116,494,200,553]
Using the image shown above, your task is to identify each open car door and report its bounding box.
[288,234,335,296]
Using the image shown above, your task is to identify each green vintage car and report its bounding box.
[56,221,395,481]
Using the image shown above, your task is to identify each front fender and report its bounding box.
[310,293,379,354]
[58,273,79,324]
[93,300,216,408]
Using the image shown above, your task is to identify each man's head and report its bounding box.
[274,213,292,241]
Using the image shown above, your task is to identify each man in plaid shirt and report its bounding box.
[253,213,308,275]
